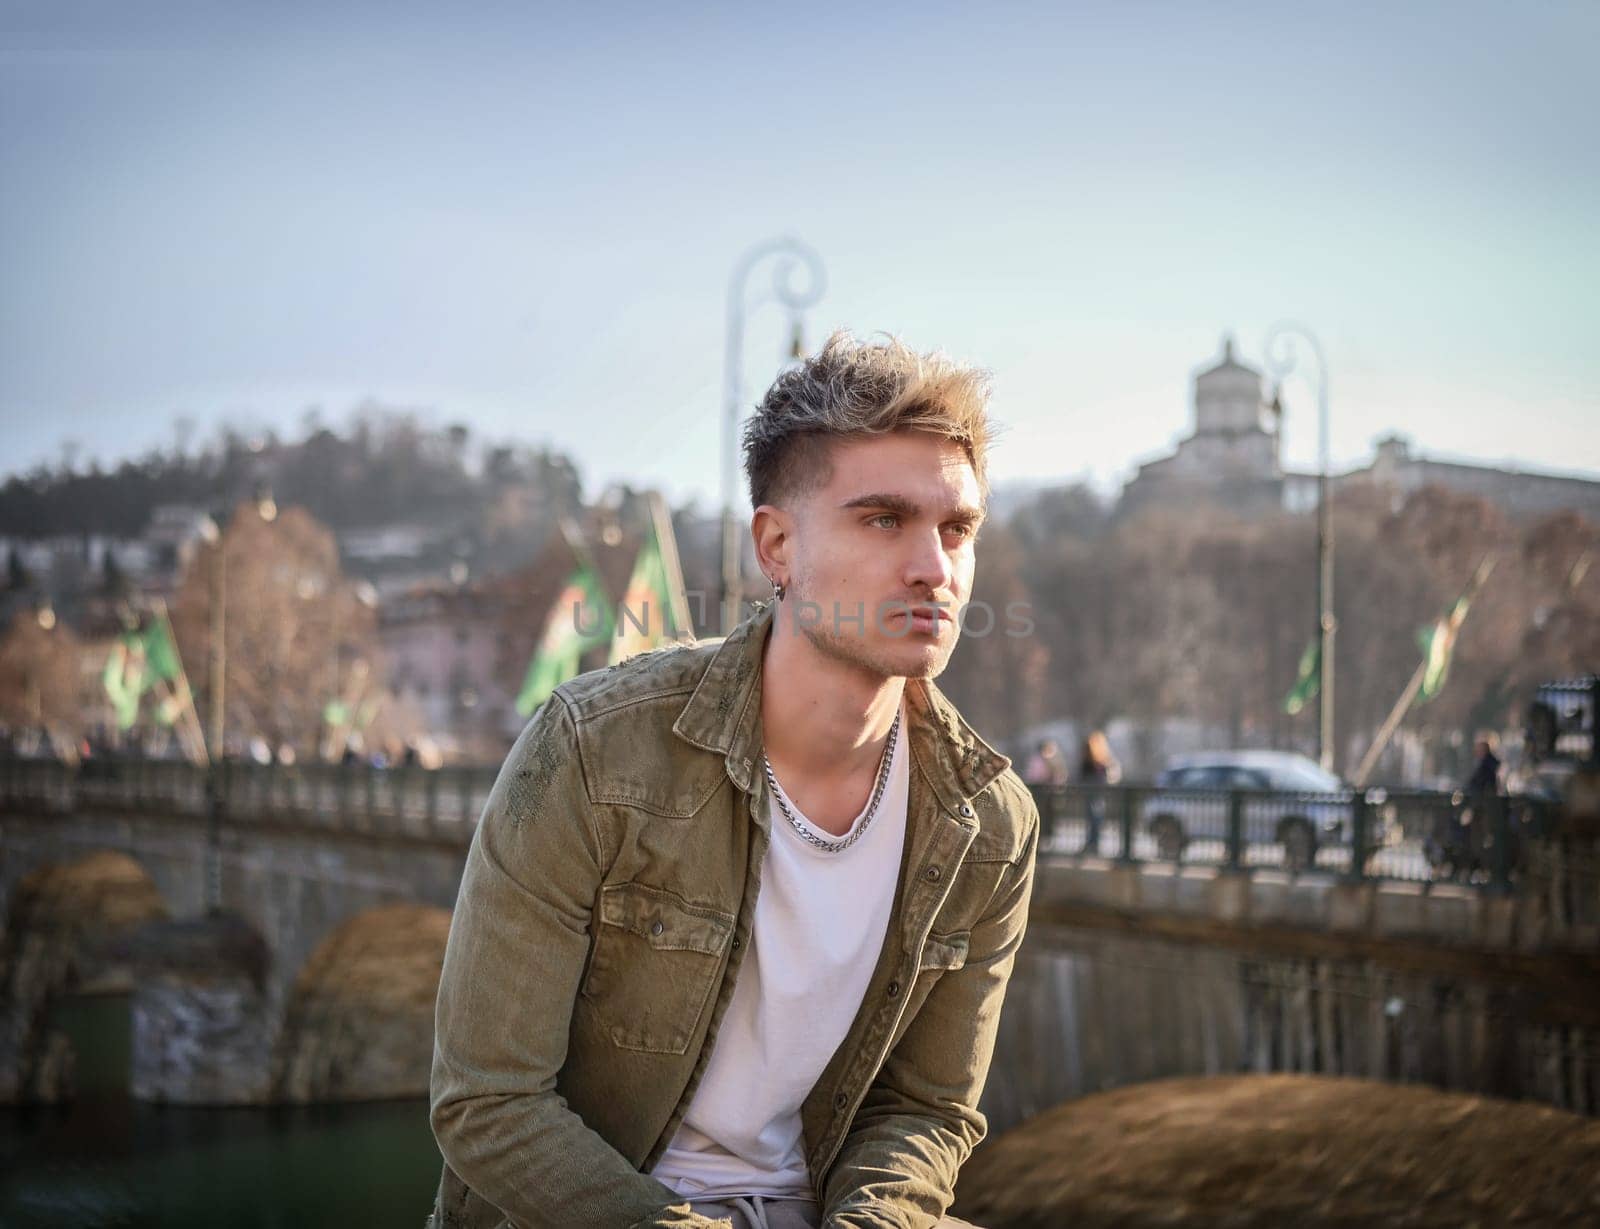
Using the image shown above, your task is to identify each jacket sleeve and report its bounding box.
[819,804,1039,1229]
[429,695,728,1229]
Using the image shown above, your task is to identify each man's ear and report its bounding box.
[750,504,791,582]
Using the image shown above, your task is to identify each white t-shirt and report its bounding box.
[650,708,910,1200]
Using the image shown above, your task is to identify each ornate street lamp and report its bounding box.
[198,510,227,763]
[721,238,827,635]
[1264,323,1335,772]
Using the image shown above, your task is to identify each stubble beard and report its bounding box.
[783,577,960,682]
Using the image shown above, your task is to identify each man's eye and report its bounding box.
[869,514,899,529]
[944,523,975,539]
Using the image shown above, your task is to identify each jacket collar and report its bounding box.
[672,601,1011,810]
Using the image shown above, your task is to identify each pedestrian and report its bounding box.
[1466,732,1502,797]
[1022,737,1069,787]
[1079,729,1121,853]
[1461,731,1504,874]
[1022,737,1069,847]
[429,331,1033,1229]
[1432,732,1504,880]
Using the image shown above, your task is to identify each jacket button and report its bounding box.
[650,921,664,936]
[958,803,974,818]
[924,865,942,883]
[887,980,900,998]
[731,936,741,950]
[834,1093,849,1111]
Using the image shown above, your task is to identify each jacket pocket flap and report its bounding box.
[919,930,970,972]
[597,882,734,956]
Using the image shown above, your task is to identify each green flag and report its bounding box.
[608,525,682,665]
[516,564,614,716]
[141,613,182,685]
[1417,594,1470,702]
[1284,637,1320,715]
[102,640,144,729]
[101,614,183,730]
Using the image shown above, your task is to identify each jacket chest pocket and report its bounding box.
[581,881,735,1055]
[917,930,970,979]
[888,929,971,1043]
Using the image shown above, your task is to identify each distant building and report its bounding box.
[379,581,521,761]
[1120,337,1286,518]
[1119,337,1600,523]
[1341,434,1600,521]
[2,533,158,586]
[338,522,460,599]
[375,496,663,762]
[145,504,215,577]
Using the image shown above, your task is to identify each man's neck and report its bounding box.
[758,612,905,826]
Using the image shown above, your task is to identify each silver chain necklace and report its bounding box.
[763,709,902,854]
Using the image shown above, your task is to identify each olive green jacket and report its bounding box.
[428,602,1038,1229]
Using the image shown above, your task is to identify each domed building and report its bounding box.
[1118,335,1600,523]
[1119,337,1289,518]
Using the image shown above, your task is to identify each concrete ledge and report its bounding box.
[1479,896,1517,949]
[1244,871,1334,929]
[1038,860,1142,910]
[1105,864,1143,908]
[1136,864,1204,915]
[1512,892,1548,952]
[1033,855,1540,951]
[1208,871,1251,924]
[1417,883,1476,943]
[1177,866,1216,914]
[1328,882,1375,933]
[1372,881,1430,939]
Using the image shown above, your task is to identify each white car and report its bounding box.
[1140,750,1353,870]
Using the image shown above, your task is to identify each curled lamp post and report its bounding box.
[721,237,827,635]
[1264,322,1335,772]
[198,509,226,912]
[199,512,226,763]
[196,488,272,910]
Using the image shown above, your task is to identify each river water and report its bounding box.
[0,996,442,1228]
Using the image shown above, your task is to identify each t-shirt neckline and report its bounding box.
[765,707,907,854]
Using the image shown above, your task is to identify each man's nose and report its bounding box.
[903,528,955,595]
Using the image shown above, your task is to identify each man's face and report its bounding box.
[778,431,983,681]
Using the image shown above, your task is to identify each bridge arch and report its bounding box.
[0,851,168,1102]
[274,903,451,1102]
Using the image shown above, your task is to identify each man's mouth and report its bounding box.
[894,604,954,635]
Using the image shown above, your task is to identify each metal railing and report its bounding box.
[0,756,1562,888]
[0,755,498,846]
[1027,783,1559,892]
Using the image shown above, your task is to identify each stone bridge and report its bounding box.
[1,757,485,1106]
[3,758,1597,1127]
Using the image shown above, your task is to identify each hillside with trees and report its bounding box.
[0,408,583,546]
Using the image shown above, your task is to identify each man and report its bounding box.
[429,331,1039,1229]
[1465,733,1502,798]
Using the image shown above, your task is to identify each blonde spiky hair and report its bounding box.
[742,329,995,508]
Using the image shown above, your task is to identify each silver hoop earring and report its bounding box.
[771,576,787,602]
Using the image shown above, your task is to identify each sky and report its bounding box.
[2,0,1597,512]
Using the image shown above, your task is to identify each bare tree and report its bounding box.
[938,522,1049,741]
[1001,480,1598,781]
[170,503,379,755]
[0,609,88,750]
